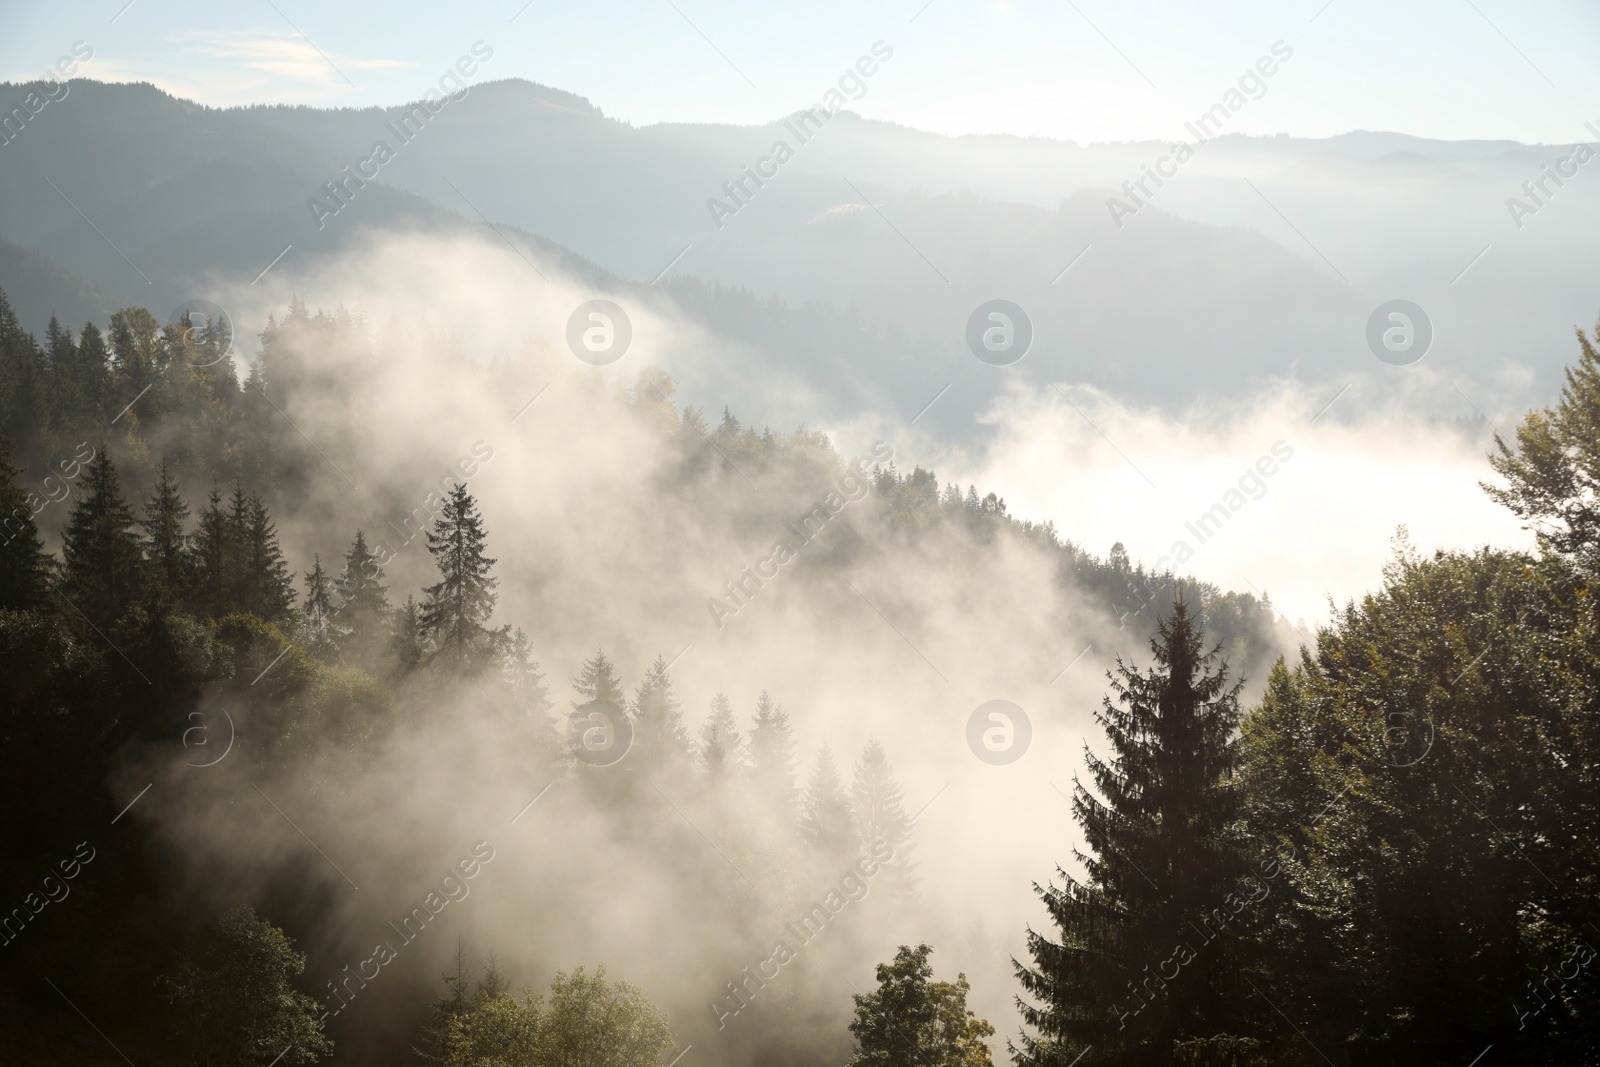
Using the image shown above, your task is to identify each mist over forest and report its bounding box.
[3,4,1600,1066]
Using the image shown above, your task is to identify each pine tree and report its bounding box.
[698,692,743,780]
[141,461,190,599]
[502,627,553,715]
[419,484,500,670]
[237,492,294,620]
[1015,598,1250,1066]
[631,655,693,773]
[852,738,914,898]
[748,690,798,820]
[393,594,424,672]
[0,437,49,610]
[801,745,855,863]
[44,316,78,432]
[187,486,233,618]
[335,529,391,669]
[72,322,112,426]
[301,555,338,657]
[0,293,43,447]
[60,445,143,629]
[573,648,625,704]
[109,306,164,410]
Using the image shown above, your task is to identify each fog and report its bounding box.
[76,225,1531,1061]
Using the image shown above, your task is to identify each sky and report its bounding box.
[2,0,1598,145]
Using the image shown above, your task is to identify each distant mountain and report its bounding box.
[0,76,1595,430]
[0,237,104,335]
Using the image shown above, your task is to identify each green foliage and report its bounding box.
[699,691,744,779]
[748,689,798,818]
[1170,1034,1265,1066]
[60,444,142,628]
[1016,598,1254,1065]
[1238,544,1600,1062]
[847,944,994,1067]
[800,744,855,863]
[539,966,674,1067]
[158,906,333,1066]
[428,958,673,1067]
[852,738,914,900]
[421,483,503,671]
[1488,318,1600,563]
[0,436,49,610]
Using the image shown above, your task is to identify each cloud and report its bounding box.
[172,28,411,91]
[934,379,1532,627]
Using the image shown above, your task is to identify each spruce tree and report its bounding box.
[631,655,693,773]
[44,316,78,432]
[0,290,43,447]
[60,445,143,629]
[187,486,233,618]
[301,555,338,657]
[393,594,424,672]
[0,438,49,610]
[72,322,112,426]
[502,627,553,714]
[852,738,914,899]
[419,483,500,670]
[748,690,798,820]
[327,530,391,670]
[698,691,743,780]
[800,745,856,864]
[141,461,190,600]
[573,648,625,704]
[1015,598,1249,1067]
[237,492,294,620]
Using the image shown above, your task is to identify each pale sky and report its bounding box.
[2,0,1598,144]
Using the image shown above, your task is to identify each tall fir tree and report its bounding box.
[186,485,233,618]
[0,290,43,448]
[301,555,338,658]
[140,461,190,600]
[801,744,856,864]
[572,648,625,704]
[0,437,49,610]
[335,529,391,669]
[1015,598,1250,1067]
[392,594,424,672]
[748,690,799,821]
[631,655,693,774]
[501,627,553,716]
[698,692,744,780]
[237,492,294,620]
[419,484,500,670]
[60,445,143,629]
[852,738,914,899]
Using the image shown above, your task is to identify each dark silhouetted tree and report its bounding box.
[1015,598,1249,1067]
[420,483,500,669]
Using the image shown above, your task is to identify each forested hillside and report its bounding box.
[0,286,1288,1065]
[5,279,1600,1063]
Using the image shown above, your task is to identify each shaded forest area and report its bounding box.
[3,289,1598,1065]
